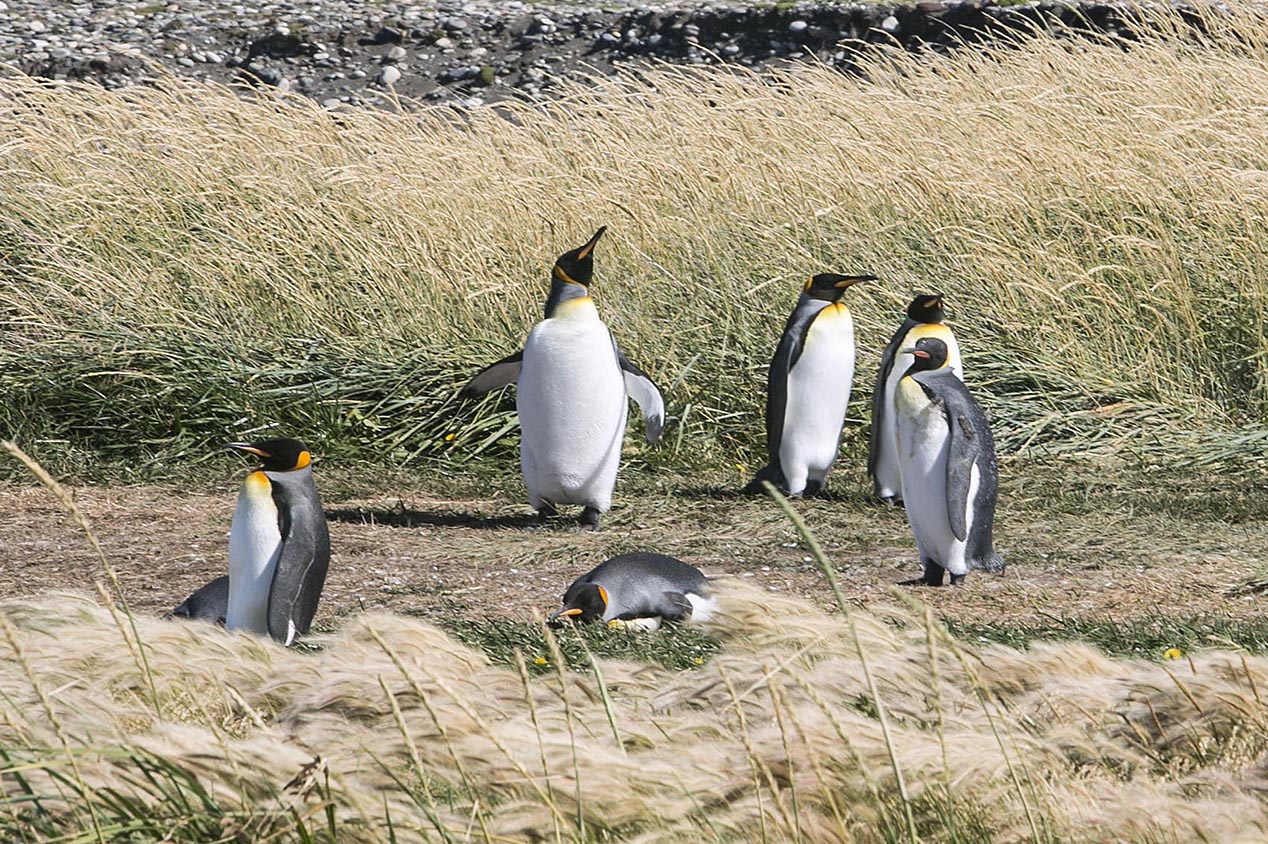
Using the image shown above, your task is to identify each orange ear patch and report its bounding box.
[294,451,311,470]
[596,585,609,609]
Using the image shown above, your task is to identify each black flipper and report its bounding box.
[867,317,917,483]
[656,591,694,623]
[615,344,665,443]
[460,350,523,396]
[266,481,331,646]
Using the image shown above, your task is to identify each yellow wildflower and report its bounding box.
[533,656,547,666]
[1163,648,1183,660]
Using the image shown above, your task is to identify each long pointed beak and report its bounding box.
[225,442,270,457]
[835,274,877,288]
[900,347,930,359]
[548,607,583,623]
[575,226,607,260]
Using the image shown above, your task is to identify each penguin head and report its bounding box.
[548,580,608,625]
[552,226,606,289]
[225,438,312,472]
[906,293,946,323]
[900,337,950,375]
[803,273,875,303]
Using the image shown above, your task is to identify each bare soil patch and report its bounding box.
[1,462,1263,635]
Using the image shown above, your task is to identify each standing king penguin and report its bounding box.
[548,552,716,630]
[744,273,875,497]
[868,293,963,504]
[462,227,664,530]
[894,338,1003,586]
[223,438,330,643]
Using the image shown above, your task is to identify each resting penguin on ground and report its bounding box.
[894,338,1004,586]
[743,273,875,497]
[461,227,664,530]
[867,293,963,505]
[173,438,330,644]
[548,552,716,630]
[170,575,228,625]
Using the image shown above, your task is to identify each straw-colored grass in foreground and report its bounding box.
[2,4,1268,478]
[5,585,1268,842]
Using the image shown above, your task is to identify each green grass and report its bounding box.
[949,614,1268,660]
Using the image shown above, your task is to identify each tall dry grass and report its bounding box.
[4,583,1268,842]
[2,4,1268,476]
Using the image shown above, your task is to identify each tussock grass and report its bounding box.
[3,4,1268,478]
[6,586,1268,842]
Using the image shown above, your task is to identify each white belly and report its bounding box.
[517,303,627,510]
[779,306,854,494]
[226,472,282,635]
[895,379,969,576]
[876,324,963,499]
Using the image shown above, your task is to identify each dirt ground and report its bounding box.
[1,460,1264,634]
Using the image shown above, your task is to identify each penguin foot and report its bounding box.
[579,506,601,531]
[949,573,966,586]
[536,502,558,522]
[900,560,947,587]
[878,495,904,507]
[803,479,826,498]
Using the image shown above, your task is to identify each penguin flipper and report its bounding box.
[461,350,523,396]
[655,591,694,623]
[867,318,915,483]
[267,489,331,646]
[616,347,665,443]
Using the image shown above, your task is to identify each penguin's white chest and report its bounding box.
[780,305,855,489]
[875,324,963,500]
[895,379,970,575]
[226,471,283,635]
[517,299,627,508]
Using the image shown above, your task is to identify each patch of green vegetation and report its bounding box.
[417,612,722,674]
[948,613,1268,659]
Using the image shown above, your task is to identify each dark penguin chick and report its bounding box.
[459,228,665,530]
[548,553,716,629]
[169,575,229,625]
[223,437,331,645]
[743,272,875,497]
[893,338,1004,586]
[867,292,962,505]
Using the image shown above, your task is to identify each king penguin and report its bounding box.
[744,273,875,497]
[170,575,228,625]
[221,438,330,644]
[461,227,664,530]
[548,552,716,630]
[868,293,963,504]
[894,337,1004,586]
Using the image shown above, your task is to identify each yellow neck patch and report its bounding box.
[553,264,585,287]
[596,585,609,610]
[245,470,272,492]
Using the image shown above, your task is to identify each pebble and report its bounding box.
[0,0,1140,107]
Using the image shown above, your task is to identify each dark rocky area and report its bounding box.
[1,1,1194,107]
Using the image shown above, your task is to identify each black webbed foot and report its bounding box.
[580,506,601,531]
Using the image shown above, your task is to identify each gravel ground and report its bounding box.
[0,0,1150,106]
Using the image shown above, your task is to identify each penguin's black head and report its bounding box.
[225,438,312,472]
[906,293,946,323]
[804,272,875,303]
[900,337,950,375]
[548,580,608,626]
[552,226,606,288]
